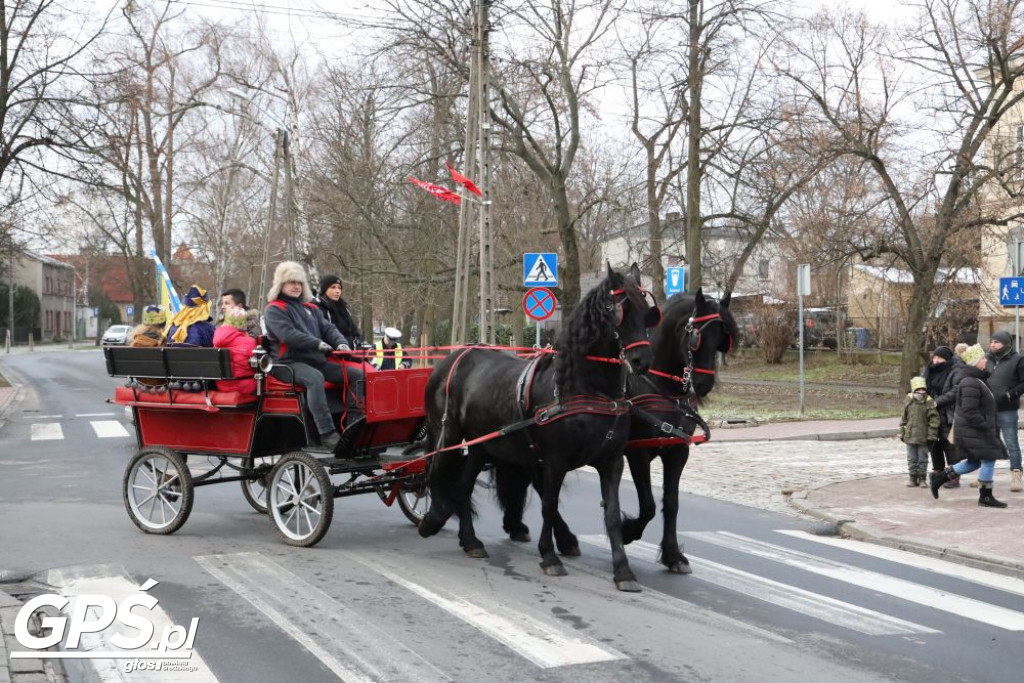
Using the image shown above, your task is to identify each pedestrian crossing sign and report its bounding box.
[523,253,558,287]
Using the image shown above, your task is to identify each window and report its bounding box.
[758,259,770,280]
[45,311,52,332]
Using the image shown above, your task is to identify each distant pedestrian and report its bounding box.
[930,344,1009,507]
[900,376,939,487]
[985,331,1024,492]
[922,345,963,487]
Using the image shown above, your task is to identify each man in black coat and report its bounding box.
[930,344,1009,507]
[985,330,1024,492]
[922,346,962,485]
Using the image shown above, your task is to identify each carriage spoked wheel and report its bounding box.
[241,455,280,514]
[396,444,431,525]
[268,451,334,547]
[123,447,193,535]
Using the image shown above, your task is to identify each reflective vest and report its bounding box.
[374,340,403,369]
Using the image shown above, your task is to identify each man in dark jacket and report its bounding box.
[922,345,963,486]
[930,344,1009,507]
[985,330,1024,492]
[264,262,363,451]
[314,275,361,347]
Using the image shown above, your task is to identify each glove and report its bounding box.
[336,342,350,351]
[1006,392,1016,404]
[317,341,332,353]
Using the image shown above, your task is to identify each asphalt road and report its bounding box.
[1,350,1022,683]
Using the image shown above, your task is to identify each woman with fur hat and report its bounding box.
[314,274,360,347]
[213,306,257,394]
[930,344,1009,507]
[167,285,215,347]
[264,261,364,451]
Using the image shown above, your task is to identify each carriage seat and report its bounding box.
[264,376,339,393]
[114,385,259,407]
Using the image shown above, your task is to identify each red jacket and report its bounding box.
[213,325,257,394]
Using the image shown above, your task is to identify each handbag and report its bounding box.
[947,412,955,444]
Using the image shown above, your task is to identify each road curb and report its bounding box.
[789,485,1024,579]
[0,588,67,683]
[715,428,899,443]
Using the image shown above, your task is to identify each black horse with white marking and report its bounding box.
[419,264,659,591]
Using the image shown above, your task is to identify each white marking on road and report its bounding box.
[30,422,63,440]
[775,530,1024,598]
[195,553,449,683]
[44,566,217,682]
[685,531,1024,631]
[90,420,131,438]
[77,412,115,417]
[578,535,937,636]
[347,553,625,668]
[33,414,62,419]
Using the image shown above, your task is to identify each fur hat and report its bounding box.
[224,306,247,329]
[910,376,927,391]
[991,330,1013,347]
[268,261,312,303]
[931,345,953,361]
[961,344,985,366]
[142,304,166,326]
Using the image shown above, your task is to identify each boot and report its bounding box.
[929,466,955,499]
[907,475,919,487]
[978,482,1008,508]
[1011,469,1023,493]
[943,474,960,489]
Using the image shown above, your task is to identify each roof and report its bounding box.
[24,250,73,270]
[853,264,980,285]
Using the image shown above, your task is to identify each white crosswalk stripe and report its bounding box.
[195,552,450,682]
[577,535,938,636]
[685,531,1024,631]
[30,422,63,440]
[774,530,1024,598]
[90,420,131,438]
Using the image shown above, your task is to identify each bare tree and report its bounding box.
[778,1,1024,388]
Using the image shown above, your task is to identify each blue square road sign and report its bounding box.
[1000,277,1024,306]
[665,267,686,296]
[524,253,558,287]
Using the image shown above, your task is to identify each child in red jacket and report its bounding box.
[213,307,257,394]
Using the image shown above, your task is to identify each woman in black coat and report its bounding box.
[314,274,361,347]
[922,346,963,485]
[930,344,1009,507]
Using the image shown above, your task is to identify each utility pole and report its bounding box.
[257,130,284,310]
[282,130,297,261]
[477,0,494,344]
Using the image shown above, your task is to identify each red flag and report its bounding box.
[446,162,483,197]
[409,176,461,205]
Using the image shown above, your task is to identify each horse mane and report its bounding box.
[554,274,618,395]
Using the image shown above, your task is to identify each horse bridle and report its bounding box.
[606,286,661,362]
[648,306,733,394]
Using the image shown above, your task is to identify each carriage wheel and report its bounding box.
[241,455,280,514]
[123,447,193,535]
[396,444,431,525]
[268,451,334,547]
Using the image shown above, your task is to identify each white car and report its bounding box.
[101,324,131,346]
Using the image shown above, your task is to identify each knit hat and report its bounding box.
[909,376,927,391]
[319,274,342,294]
[268,261,312,303]
[960,344,986,366]
[224,306,247,329]
[168,285,212,344]
[991,330,1013,347]
[954,342,968,356]
[142,304,166,326]
[931,345,953,361]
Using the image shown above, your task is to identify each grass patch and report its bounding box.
[722,348,902,386]
[702,385,901,422]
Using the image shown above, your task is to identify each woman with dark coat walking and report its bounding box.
[314,275,360,347]
[922,346,963,486]
[930,344,1009,507]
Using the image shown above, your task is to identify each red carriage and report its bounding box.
[105,345,432,547]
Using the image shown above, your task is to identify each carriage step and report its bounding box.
[323,457,381,473]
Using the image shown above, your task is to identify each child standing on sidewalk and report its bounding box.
[900,376,939,487]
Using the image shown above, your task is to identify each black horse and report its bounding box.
[621,289,738,573]
[419,264,659,591]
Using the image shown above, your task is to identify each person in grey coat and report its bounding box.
[930,344,1009,507]
[985,330,1024,492]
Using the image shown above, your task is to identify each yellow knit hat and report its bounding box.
[960,344,985,366]
[910,376,926,391]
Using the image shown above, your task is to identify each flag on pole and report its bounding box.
[149,250,182,321]
[446,162,483,197]
[409,176,461,205]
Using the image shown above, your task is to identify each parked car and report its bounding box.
[101,324,131,346]
[795,308,838,349]
[734,311,760,347]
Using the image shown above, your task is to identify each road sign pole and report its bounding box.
[535,322,540,348]
[797,264,811,417]
[1017,307,1020,353]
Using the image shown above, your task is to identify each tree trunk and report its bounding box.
[552,178,581,319]
[684,0,703,292]
[899,266,938,392]
[646,152,665,299]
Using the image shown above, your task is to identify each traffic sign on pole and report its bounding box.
[665,267,686,296]
[523,287,557,321]
[523,253,558,287]
[1000,277,1024,306]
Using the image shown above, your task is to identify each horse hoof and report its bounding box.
[615,580,643,593]
[559,545,581,557]
[509,531,531,543]
[668,561,693,575]
[418,518,443,538]
[541,563,567,577]
[464,547,489,559]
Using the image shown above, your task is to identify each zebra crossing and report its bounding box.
[37,530,1024,682]
[21,414,132,442]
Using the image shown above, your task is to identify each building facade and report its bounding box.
[11,251,76,341]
